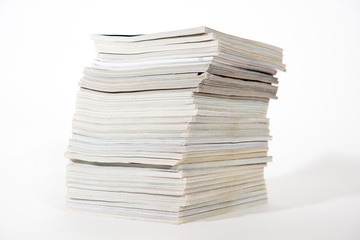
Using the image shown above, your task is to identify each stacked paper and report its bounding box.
[65,27,285,224]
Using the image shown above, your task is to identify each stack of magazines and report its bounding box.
[65,27,285,224]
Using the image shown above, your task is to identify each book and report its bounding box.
[65,26,285,223]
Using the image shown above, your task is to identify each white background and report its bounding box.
[1,0,360,239]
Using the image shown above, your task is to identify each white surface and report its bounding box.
[1,0,360,239]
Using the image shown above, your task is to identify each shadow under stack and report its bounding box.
[65,27,286,224]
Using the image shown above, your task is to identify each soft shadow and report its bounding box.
[202,155,360,222]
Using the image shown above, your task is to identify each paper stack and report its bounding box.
[65,27,285,224]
